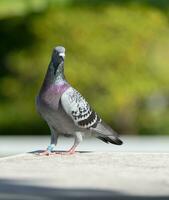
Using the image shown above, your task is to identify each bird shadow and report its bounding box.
[29,150,93,155]
[0,178,168,200]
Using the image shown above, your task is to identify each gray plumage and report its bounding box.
[36,46,123,154]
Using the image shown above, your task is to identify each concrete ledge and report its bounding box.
[0,152,169,199]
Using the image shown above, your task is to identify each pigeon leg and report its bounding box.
[59,132,83,155]
[39,126,58,156]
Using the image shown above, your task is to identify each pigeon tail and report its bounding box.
[91,121,123,145]
[97,136,123,145]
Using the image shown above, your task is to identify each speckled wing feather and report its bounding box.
[61,87,101,129]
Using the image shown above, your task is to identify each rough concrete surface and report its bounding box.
[0,152,169,200]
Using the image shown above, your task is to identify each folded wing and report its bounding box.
[61,87,123,145]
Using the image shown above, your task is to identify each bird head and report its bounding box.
[52,46,65,65]
[51,46,65,75]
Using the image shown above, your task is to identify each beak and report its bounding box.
[59,52,65,59]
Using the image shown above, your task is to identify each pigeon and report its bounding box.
[36,46,123,155]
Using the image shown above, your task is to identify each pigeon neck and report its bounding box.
[53,61,65,84]
[42,61,65,88]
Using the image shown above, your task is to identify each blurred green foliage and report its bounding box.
[0,0,169,135]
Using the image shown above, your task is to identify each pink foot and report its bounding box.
[38,150,76,156]
[57,150,75,155]
[38,150,56,156]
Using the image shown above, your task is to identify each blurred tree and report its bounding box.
[0,0,169,135]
